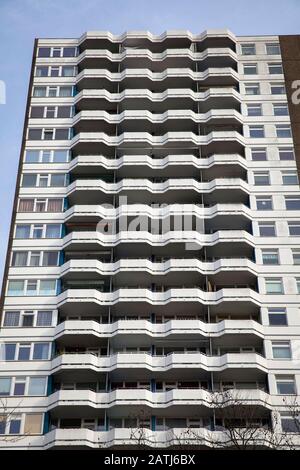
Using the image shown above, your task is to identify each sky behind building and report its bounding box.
[0,0,299,284]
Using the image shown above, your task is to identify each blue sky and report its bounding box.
[0,0,299,286]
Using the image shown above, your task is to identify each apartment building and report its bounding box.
[1,29,300,449]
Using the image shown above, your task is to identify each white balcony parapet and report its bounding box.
[66,177,249,196]
[74,87,241,106]
[59,257,258,278]
[70,130,245,148]
[69,153,246,172]
[54,319,264,340]
[72,108,243,126]
[50,352,268,373]
[57,287,261,308]
[77,47,237,63]
[76,67,239,84]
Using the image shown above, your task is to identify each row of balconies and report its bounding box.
[75,47,237,73]
[73,87,241,113]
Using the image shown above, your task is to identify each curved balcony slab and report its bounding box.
[57,287,261,308]
[51,351,268,374]
[54,319,264,341]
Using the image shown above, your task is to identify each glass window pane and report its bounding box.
[4,344,16,361]
[39,281,56,295]
[42,252,58,266]
[14,382,26,395]
[59,87,72,97]
[28,377,47,395]
[22,174,37,187]
[50,174,66,187]
[45,224,61,238]
[15,225,31,239]
[18,345,31,361]
[9,418,21,434]
[36,311,52,327]
[53,150,69,162]
[0,378,11,396]
[33,343,50,360]
[7,281,24,296]
[3,311,20,327]
[12,252,28,267]
[25,150,40,163]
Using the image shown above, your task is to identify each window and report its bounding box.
[59,87,73,97]
[18,344,31,361]
[262,249,279,265]
[3,344,16,361]
[282,171,298,185]
[273,103,289,116]
[22,174,37,187]
[281,415,299,432]
[28,377,47,395]
[33,225,43,238]
[292,250,300,265]
[57,106,73,119]
[52,47,62,57]
[266,43,280,55]
[0,378,11,396]
[24,414,43,434]
[276,125,292,138]
[251,148,267,161]
[9,416,21,434]
[37,47,51,57]
[268,308,287,326]
[243,63,257,75]
[271,83,285,95]
[259,222,276,236]
[50,174,66,187]
[22,314,34,327]
[254,171,270,185]
[35,199,46,212]
[249,125,264,138]
[30,106,44,118]
[13,377,26,395]
[36,311,53,327]
[272,342,291,359]
[50,66,60,77]
[285,196,300,210]
[279,148,294,161]
[256,196,273,210]
[62,66,75,77]
[26,280,38,296]
[63,47,77,57]
[53,150,69,162]
[49,87,58,97]
[47,199,63,212]
[288,222,300,236]
[55,129,70,140]
[33,86,46,97]
[11,252,28,267]
[268,63,283,74]
[45,106,56,118]
[39,280,56,296]
[43,129,54,140]
[276,376,296,395]
[29,252,40,267]
[35,66,48,77]
[7,281,24,296]
[46,224,61,238]
[296,278,300,294]
[3,312,20,327]
[265,278,283,294]
[241,44,256,55]
[247,104,262,116]
[244,83,260,95]
[43,252,59,266]
[33,343,50,360]
[15,224,31,238]
[25,150,39,163]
